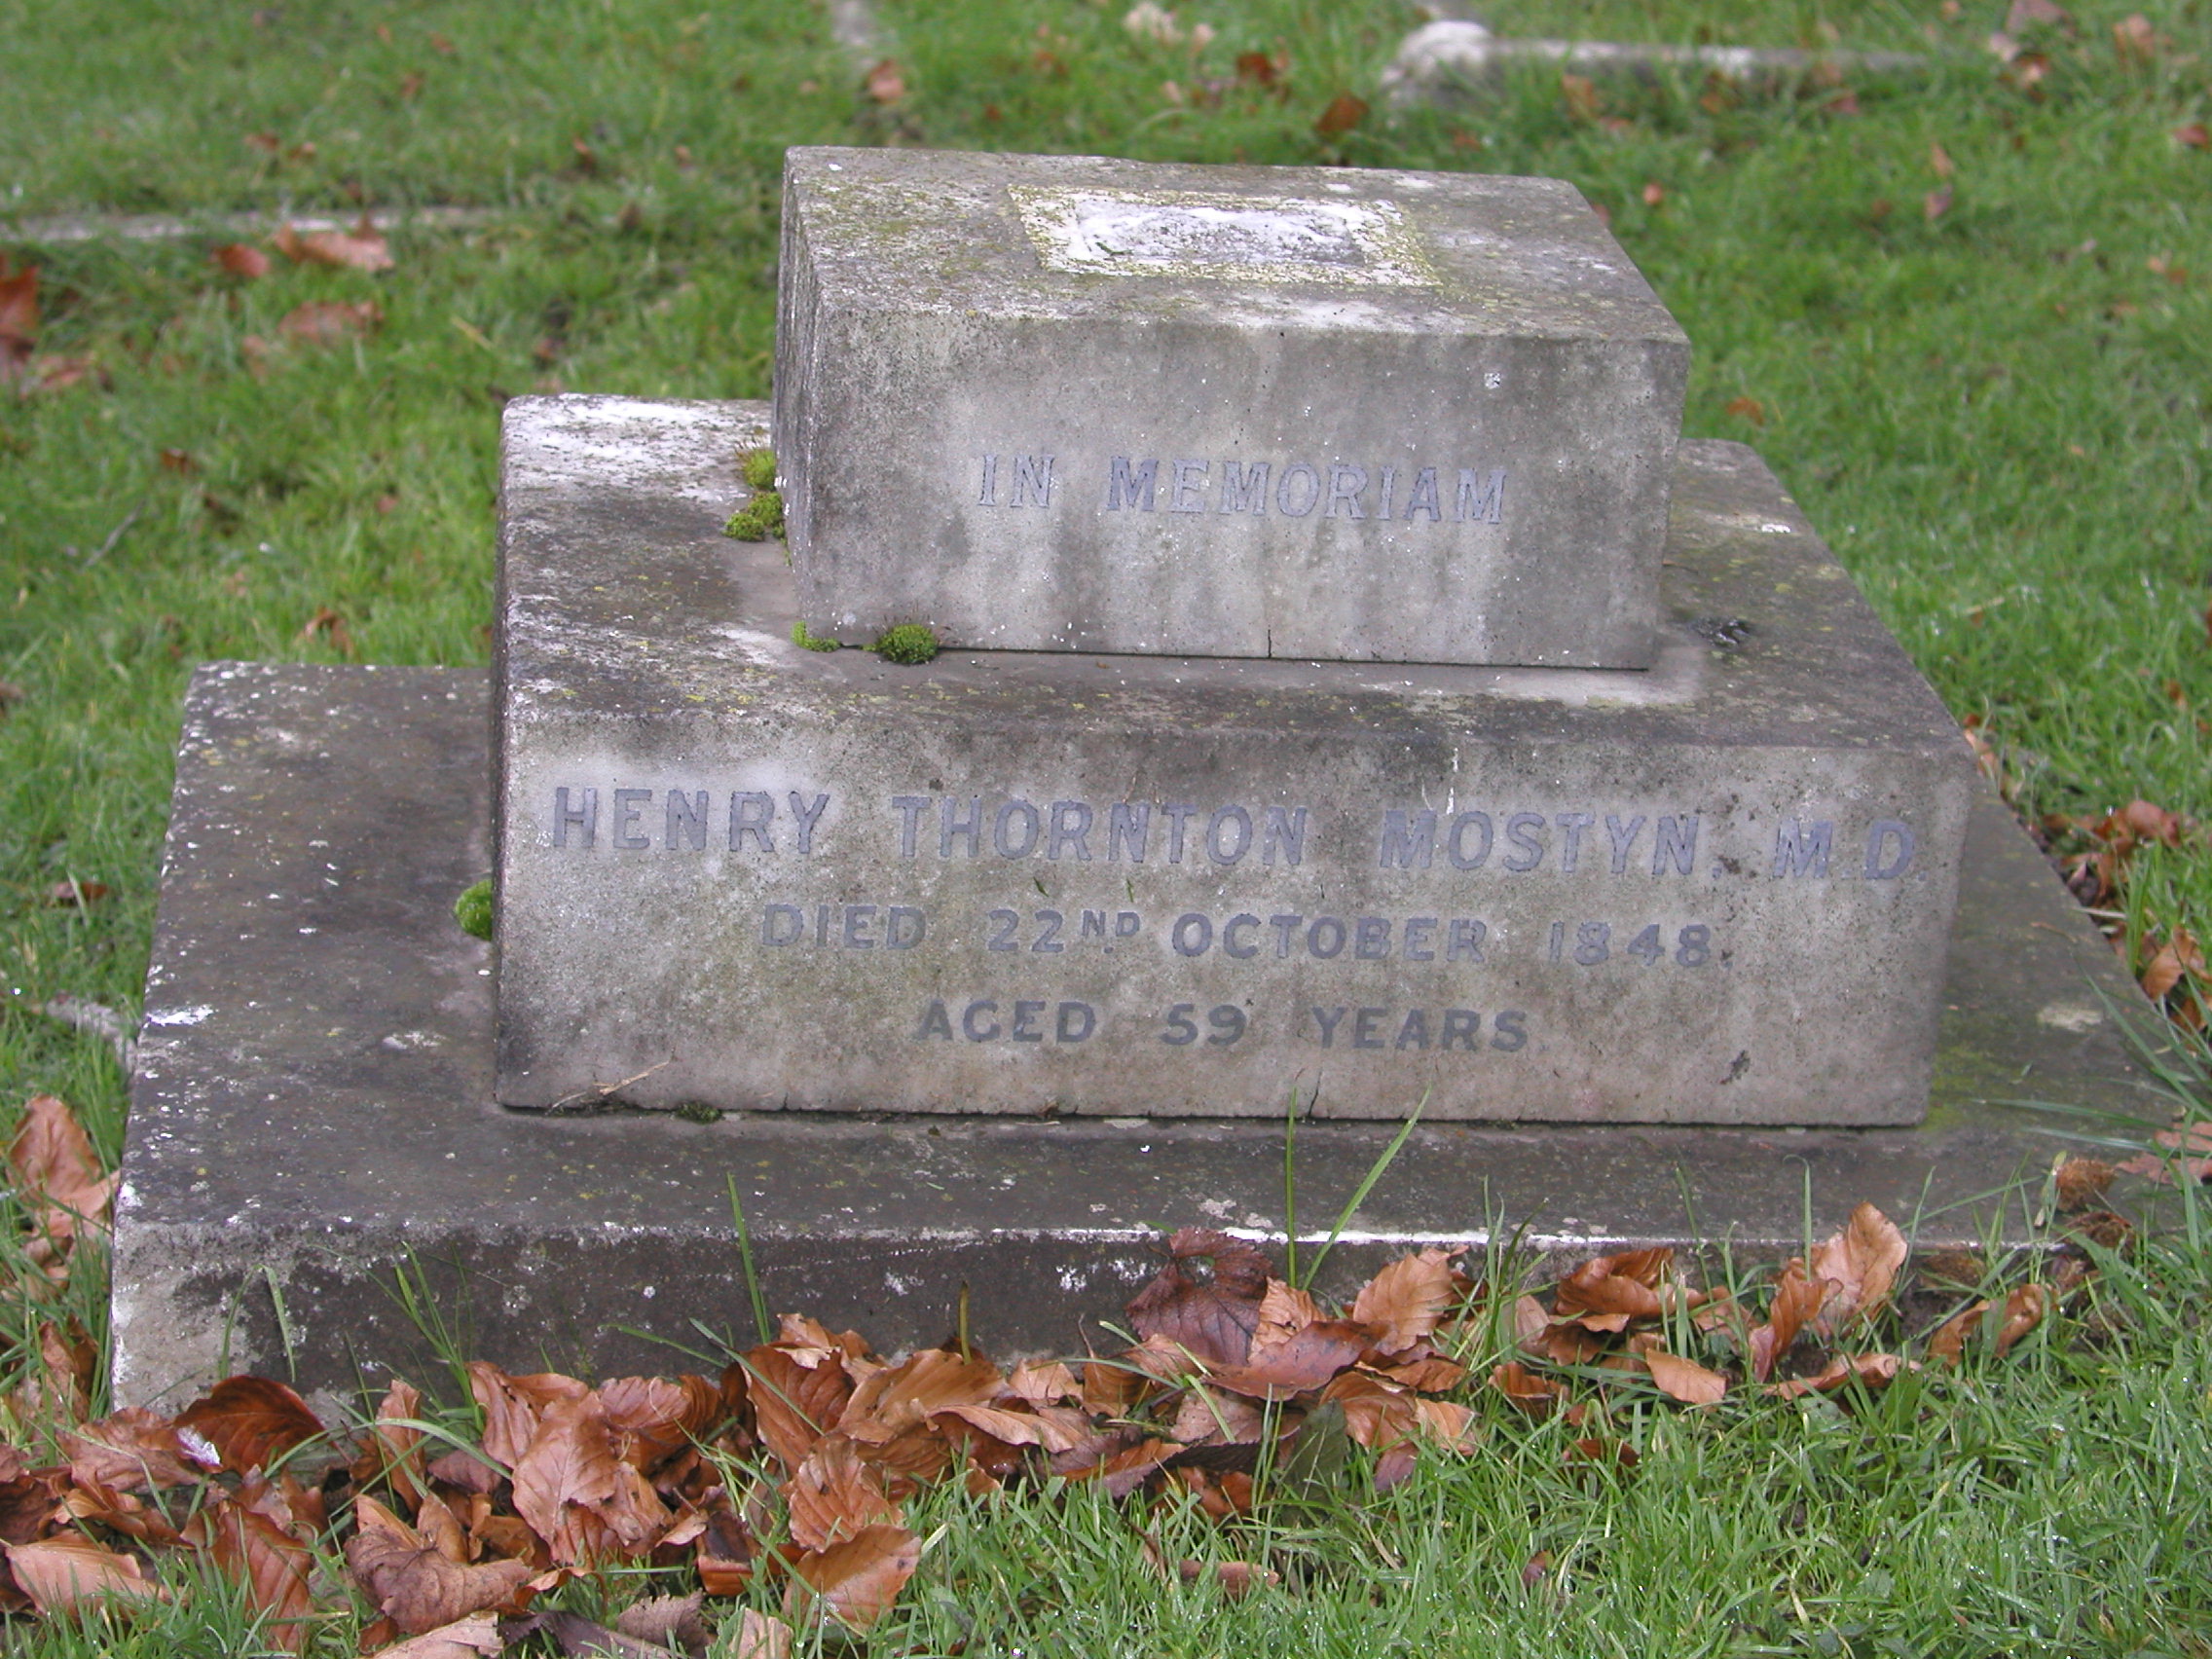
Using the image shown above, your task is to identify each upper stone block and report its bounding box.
[774,148,1689,668]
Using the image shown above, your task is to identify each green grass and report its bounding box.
[0,0,2209,1650]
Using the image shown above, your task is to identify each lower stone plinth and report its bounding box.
[114,663,2163,1407]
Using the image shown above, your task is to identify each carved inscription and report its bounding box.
[538,784,1929,1063]
[974,453,1505,526]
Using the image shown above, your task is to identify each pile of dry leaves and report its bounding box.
[0,1102,2129,1659]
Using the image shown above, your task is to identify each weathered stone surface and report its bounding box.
[500,397,1971,1124]
[774,147,1686,667]
[1380,20,1931,106]
[113,661,2165,1408]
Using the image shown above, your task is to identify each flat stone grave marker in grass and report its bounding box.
[111,149,2160,1406]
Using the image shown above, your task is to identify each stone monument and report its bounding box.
[109,148,2155,1407]
[497,148,1972,1127]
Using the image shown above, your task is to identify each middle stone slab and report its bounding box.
[774,148,1688,669]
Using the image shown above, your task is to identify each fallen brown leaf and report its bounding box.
[8,1093,118,1279]
[1767,1352,1905,1399]
[346,1494,535,1635]
[300,605,356,656]
[1314,92,1368,138]
[1178,1558,1277,1598]
[1810,1201,1907,1335]
[363,1613,505,1659]
[2112,13,2159,65]
[278,300,383,347]
[1930,141,1956,179]
[1489,1361,1565,1417]
[1924,186,1953,222]
[1125,1229,1271,1369]
[2055,1156,2116,1211]
[1725,395,1766,425]
[207,1498,313,1653]
[1641,181,1666,206]
[614,1592,712,1656]
[1350,1246,1459,1352]
[274,218,394,273]
[1560,72,1600,122]
[511,1393,668,1566]
[783,1523,920,1633]
[744,1346,854,1470]
[729,1608,793,1659]
[866,59,905,102]
[2116,1121,2212,1185]
[0,257,37,378]
[176,1376,323,1474]
[4,1532,167,1613]
[1750,1260,1827,1382]
[211,243,271,279]
[785,1434,900,1550]
[2176,123,2211,150]
[63,1407,209,1493]
[1642,1350,1728,1405]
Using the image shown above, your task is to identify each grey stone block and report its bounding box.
[773,147,1686,668]
[1381,20,1931,106]
[112,661,2165,1407]
[498,396,1974,1126]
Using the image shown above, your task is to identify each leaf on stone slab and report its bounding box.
[176,1376,323,1474]
[783,1523,920,1633]
[1124,1228,1272,1369]
[4,1531,167,1613]
[2116,1121,2212,1185]
[1641,1350,1728,1406]
[1350,1247,1460,1353]
[362,1612,505,1659]
[347,1495,535,1635]
[1809,1202,1907,1336]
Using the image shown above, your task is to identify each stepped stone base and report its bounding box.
[113,662,2159,1407]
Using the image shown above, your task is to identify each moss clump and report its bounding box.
[739,447,778,491]
[454,877,494,940]
[873,622,940,665]
[724,489,784,542]
[672,1100,724,1124]
[792,619,840,652]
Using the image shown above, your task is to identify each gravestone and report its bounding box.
[495,149,1971,1126]
[112,146,2157,1407]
